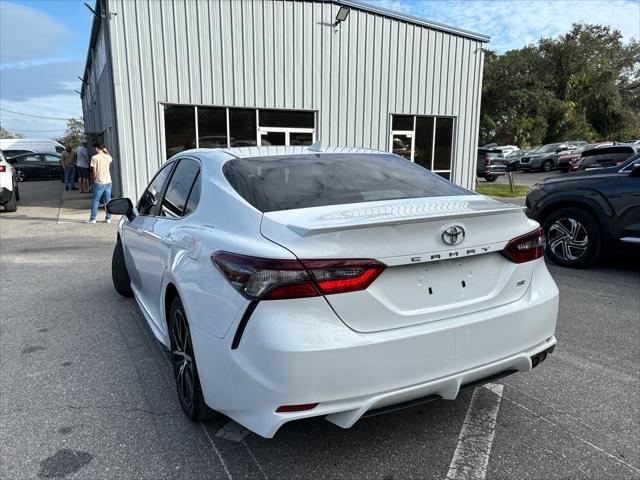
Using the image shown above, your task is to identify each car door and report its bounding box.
[18,154,47,180]
[611,159,640,241]
[124,158,201,331]
[121,161,176,323]
[43,154,62,178]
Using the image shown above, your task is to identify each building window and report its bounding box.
[390,115,455,180]
[197,107,227,148]
[163,105,316,157]
[164,105,196,158]
[229,109,257,147]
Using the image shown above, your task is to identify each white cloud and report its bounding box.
[0,2,74,64]
[366,0,640,52]
[0,94,81,138]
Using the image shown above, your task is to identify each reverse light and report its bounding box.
[501,227,546,263]
[211,252,385,300]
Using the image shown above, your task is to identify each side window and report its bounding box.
[184,172,201,216]
[160,158,200,218]
[23,154,42,163]
[44,155,60,163]
[138,162,174,216]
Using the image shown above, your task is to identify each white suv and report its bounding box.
[0,150,19,212]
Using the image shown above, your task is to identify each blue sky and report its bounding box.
[1,0,639,139]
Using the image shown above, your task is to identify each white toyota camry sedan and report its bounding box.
[107,146,559,438]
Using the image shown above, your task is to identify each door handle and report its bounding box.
[139,229,162,240]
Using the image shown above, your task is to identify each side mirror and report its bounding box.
[106,198,136,221]
[629,164,640,178]
[6,157,16,164]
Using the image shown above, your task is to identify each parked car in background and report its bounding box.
[504,148,534,171]
[476,147,506,181]
[558,142,614,172]
[495,145,519,156]
[573,145,639,171]
[519,142,583,172]
[107,146,558,438]
[0,138,64,156]
[7,152,63,182]
[526,155,640,267]
[0,150,20,212]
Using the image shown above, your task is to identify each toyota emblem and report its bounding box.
[442,225,465,246]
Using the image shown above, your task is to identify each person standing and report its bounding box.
[75,142,91,193]
[60,145,77,191]
[87,142,113,224]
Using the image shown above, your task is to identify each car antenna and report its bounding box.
[308,140,323,152]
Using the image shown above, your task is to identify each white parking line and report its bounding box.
[216,420,251,442]
[202,424,234,480]
[445,383,504,480]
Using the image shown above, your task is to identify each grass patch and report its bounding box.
[475,183,529,197]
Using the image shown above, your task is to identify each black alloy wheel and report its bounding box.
[542,207,601,268]
[168,296,215,421]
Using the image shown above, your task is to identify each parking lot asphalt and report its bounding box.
[1,181,639,480]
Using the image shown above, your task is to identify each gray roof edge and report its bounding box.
[334,0,490,43]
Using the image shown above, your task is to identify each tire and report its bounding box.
[542,160,552,172]
[3,191,17,212]
[168,296,216,421]
[111,238,134,297]
[485,174,497,182]
[542,207,601,268]
[14,184,20,201]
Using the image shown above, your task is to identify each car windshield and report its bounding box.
[223,153,470,212]
[506,150,521,157]
[536,144,560,153]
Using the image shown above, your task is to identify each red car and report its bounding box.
[557,143,613,172]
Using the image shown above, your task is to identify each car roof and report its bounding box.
[180,145,388,164]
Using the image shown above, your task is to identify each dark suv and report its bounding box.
[573,145,639,171]
[476,148,506,182]
[526,155,640,267]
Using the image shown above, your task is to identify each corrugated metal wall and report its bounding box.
[104,0,485,199]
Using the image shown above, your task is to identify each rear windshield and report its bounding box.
[223,153,470,212]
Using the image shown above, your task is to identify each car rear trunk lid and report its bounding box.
[260,195,539,332]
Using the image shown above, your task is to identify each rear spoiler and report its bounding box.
[268,198,524,237]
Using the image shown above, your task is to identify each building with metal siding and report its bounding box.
[81,0,489,199]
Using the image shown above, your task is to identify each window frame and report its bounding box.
[137,160,177,217]
[389,114,456,179]
[158,157,202,219]
[160,103,318,158]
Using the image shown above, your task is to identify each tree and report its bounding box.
[55,118,84,149]
[480,23,640,146]
[0,127,24,139]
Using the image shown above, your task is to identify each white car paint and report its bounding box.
[115,146,559,438]
[0,150,18,209]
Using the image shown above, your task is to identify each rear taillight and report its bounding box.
[0,166,6,173]
[211,252,385,300]
[501,228,546,263]
[484,155,490,166]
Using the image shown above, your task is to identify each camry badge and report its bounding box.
[442,225,465,246]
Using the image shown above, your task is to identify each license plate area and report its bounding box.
[368,253,526,314]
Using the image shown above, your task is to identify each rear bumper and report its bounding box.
[192,258,559,438]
